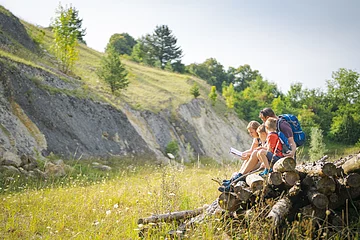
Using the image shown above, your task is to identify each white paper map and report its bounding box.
[229,147,244,157]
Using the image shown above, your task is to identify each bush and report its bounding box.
[165,140,179,156]
[190,83,200,98]
[309,127,326,161]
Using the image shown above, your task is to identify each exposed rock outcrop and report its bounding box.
[0,58,250,163]
[0,6,251,164]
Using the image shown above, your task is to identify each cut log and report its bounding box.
[344,173,360,188]
[316,176,336,195]
[342,154,360,174]
[269,172,283,186]
[296,162,337,177]
[138,207,206,224]
[218,193,241,212]
[328,186,360,210]
[334,155,354,167]
[299,204,326,219]
[267,197,292,226]
[233,182,253,202]
[288,183,301,198]
[301,175,314,188]
[273,157,296,173]
[283,171,300,186]
[245,174,264,191]
[307,190,329,209]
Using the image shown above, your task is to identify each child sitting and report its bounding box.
[257,117,284,176]
[219,124,267,192]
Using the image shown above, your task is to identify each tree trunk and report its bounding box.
[233,182,253,202]
[344,173,360,188]
[273,157,296,173]
[316,176,336,195]
[138,207,206,224]
[296,162,337,177]
[283,171,300,186]
[269,172,283,186]
[218,192,241,212]
[245,173,264,191]
[267,197,292,226]
[342,153,360,174]
[308,189,329,209]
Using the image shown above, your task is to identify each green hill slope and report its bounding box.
[0,7,227,115]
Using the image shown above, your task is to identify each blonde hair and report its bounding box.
[247,121,261,131]
[257,124,266,134]
[265,117,277,131]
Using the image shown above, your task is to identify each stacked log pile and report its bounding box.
[219,154,360,228]
[137,153,360,237]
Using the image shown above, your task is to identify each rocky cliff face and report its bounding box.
[0,59,251,162]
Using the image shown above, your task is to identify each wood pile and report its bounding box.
[218,154,360,228]
[137,153,360,237]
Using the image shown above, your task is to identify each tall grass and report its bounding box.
[0,159,227,239]
[1,157,359,239]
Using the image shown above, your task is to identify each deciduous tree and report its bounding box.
[51,4,85,73]
[106,33,136,55]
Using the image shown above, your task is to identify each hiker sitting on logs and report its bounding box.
[219,123,267,192]
[258,108,298,158]
[257,117,284,176]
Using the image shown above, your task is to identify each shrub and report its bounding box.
[309,127,326,161]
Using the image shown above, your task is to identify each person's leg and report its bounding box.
[238,159,248,173]
[239,150,260,174]
[257,150,270,169]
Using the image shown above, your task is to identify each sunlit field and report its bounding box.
[0,160,226,239]
[1,157,359,239]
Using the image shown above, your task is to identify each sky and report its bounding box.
[1,0,360,92]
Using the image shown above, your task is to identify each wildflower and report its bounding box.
[93,221,100,226]
[113,203,119,209]
[106,210,111,215]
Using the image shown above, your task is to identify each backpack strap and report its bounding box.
[276,117,286,132]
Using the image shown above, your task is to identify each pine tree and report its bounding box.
[68,7,87,44]
[190,83,200,98]
[97,46,128,93]
[147,25,183,69]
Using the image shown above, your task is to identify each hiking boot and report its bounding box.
[259,168,273,177]
[218,185,232,193]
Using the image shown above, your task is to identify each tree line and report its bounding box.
[50,4,360,149]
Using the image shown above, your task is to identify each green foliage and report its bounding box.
[227,64,261,92]
[51,3,82,73]
[208,86,217,106]
[235,76,280,121]
[187,58,227,92]
[309,127,327,161]
[136,25,183,70]
[68,6,86,44]
[222,83,235,109]
[97,46,128,93]
[190,83,200,98]
[327,69,360,144]
[106,33,136,55]
[165,140,179,156]
[330,107,360,144]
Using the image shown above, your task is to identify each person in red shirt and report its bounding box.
[257,117,284,176]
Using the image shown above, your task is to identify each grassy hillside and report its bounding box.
[0,16,228,115]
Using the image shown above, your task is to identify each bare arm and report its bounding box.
[284,137,296,157]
